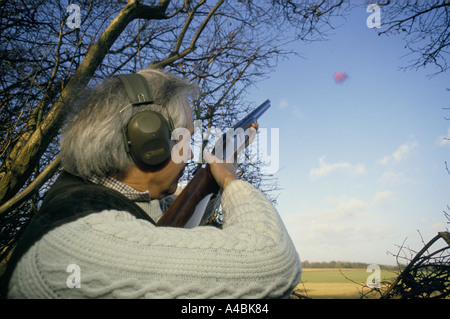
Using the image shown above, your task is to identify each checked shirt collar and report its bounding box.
[88,175,151,202]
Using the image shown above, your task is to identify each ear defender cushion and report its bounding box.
[125,111,173,167]
[117,73,174,168]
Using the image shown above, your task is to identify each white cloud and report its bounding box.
[378,171,405,185]
[292,106,302,119]
[436,128,450,147]
[310,157,366,181]
[335,197,368,217]
[279,98,289,109]
[378,156,390,166]
[393,141,417,162]
[278,98,302,119]
[281,198,399,264]
[426,222,448,233]
[378,141,418,165]
[373,190,394,203]
[373,190,396,208]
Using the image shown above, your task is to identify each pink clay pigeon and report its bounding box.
[333,72,348,84]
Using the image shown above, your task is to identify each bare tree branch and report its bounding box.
[0,0,171,208]
[375,1,450,75]
[0,156,61,216]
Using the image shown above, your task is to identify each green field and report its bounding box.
[294,268,398,299]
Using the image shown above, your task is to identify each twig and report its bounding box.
[381,233,443,298]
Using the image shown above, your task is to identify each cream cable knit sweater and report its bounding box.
[8,180,301,299]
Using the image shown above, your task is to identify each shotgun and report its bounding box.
[156,99,271,227]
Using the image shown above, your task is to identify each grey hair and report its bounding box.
[60,69,197,178]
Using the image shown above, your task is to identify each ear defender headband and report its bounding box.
[117,73,174,168]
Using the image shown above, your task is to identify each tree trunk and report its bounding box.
[0,0,170,211]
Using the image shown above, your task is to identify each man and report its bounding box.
[4,69,301,298]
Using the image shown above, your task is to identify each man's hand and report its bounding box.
[204,153,236,191]
[204,123,258,191]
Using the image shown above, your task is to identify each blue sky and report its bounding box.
[246,6,450,266]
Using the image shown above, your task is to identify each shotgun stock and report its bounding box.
[156,99,271,227]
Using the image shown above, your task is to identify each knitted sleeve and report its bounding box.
[8,180,301,299]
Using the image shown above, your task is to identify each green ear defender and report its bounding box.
[117,73,173,168]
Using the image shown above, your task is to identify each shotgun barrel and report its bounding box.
[156,100,271,227]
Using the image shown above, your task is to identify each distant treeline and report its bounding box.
[302,260,402,270]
